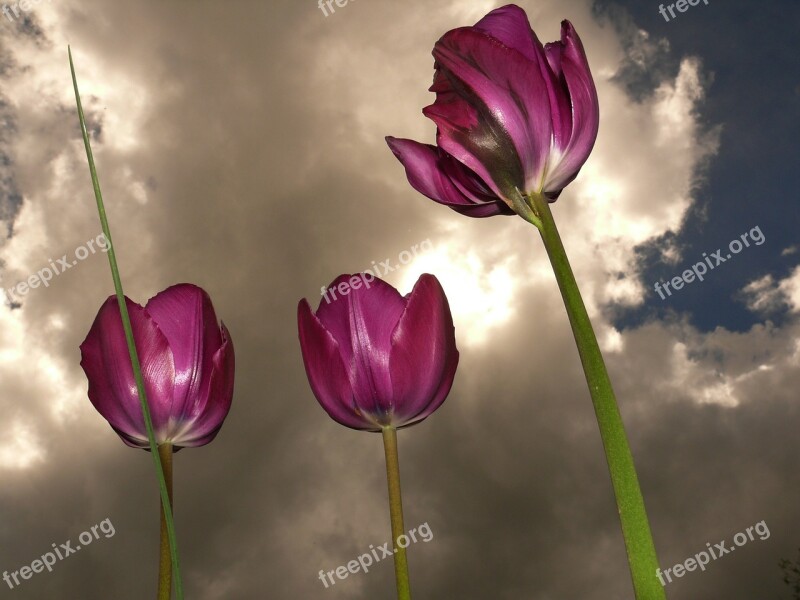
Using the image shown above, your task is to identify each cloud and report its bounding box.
[738,266,800,315]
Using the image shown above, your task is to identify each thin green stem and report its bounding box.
[158,444,174,600]
[529,192,665,600]
[68,47,184,600]
[382,426,411,600]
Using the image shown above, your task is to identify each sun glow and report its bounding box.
[399,243,518,346]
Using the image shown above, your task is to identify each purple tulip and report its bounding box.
[386,4,599,221]
[297,273,459,431]
[80,283,235,450]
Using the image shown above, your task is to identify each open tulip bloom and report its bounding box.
[387,5,664,599]
[298,273,459,599]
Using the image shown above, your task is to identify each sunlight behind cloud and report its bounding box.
[399,243,517,347]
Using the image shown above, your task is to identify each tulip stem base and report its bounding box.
[529,192,665,600]
[382,426,412,600]
[69,48,183,599]
[158,444,174,600]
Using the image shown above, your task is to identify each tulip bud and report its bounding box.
[297,273,459,431]
[80,283,235,450]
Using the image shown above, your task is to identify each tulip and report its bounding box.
[80,283,235,450]
[298,273,458,431]
[79,283,234,600]
[298,273,459,599]
[386,6,665,599]
[386,4,599,225]
[71,50,206,599]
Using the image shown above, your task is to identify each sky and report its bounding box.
[0,0,798,599]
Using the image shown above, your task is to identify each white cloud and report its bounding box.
[739,266,800,315]
[779,266,800,312]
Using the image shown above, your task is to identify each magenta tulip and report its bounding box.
[297,273,459,431]
[386,4,599,223]
[80,283,235,450]
[386,7,667,597]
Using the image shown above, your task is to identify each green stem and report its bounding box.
[529,192,665,600]
[68,47,184,600]
[381,426,411,600]
[158,444,174,600]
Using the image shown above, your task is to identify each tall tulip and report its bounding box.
[80,283,235,598]
[298,273,458,599]
[386,6,664,599]
[386,4,599,226]
[72,47,207,599]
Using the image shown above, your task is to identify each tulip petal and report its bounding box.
[542,21,599,195]
[80,296,176,447]
[170,323,235,447]
[389,274,459,424]
[318,276,406,422]
[109,425,148,449]
[472,4,572,151]
[426,26,553,196]
[386,137,513,217]
[317,275,406,359]
[298,298,375,430]
[441,157,516,216]
[473,5,540,60]
[145,284,223,423]
[400,353,458,428]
